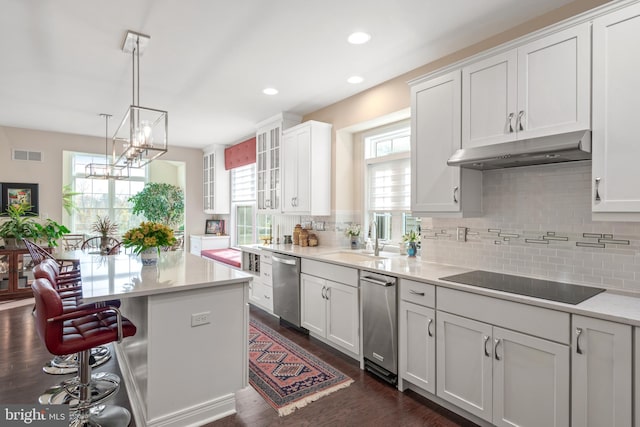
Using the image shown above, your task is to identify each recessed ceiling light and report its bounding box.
[348,32,371,45]
[347,76,364,84]
[263,87,278,95]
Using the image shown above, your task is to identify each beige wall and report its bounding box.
[0,125,205,237]
[302,0,611,216]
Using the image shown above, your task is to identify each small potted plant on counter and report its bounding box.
[402,230,420,257]
[91,216,119,254]
[345,224,361,250]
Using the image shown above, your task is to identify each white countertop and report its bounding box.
[241,243,640,327]
[67,250,252,302]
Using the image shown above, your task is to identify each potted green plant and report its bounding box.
[91,216,119,254]
[0,203,40,248]
[128,183,184,229]
[402,230,420,257]
[35,219,70,248]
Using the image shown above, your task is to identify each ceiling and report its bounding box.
[0,0,578,150]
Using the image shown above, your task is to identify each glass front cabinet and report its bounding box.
[0,249,36,300]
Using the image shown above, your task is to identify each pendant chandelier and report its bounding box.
[113,30,168,168]
[86,113,130,179]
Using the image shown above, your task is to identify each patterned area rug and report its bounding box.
[249,319,354,416]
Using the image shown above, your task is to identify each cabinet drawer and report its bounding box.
[302,258,358,286]
[400,279,435,307]
[260,263,273,285]
[438,287,570,344]
[261,283,273,311]
[261,252,272,265]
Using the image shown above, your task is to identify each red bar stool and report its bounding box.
[34,260,114,375]
[32,278,136,427]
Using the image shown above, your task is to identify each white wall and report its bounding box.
[0,125,206,238]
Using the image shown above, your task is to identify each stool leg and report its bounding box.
[68,350,131,427]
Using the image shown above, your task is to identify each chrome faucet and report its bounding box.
[370,219,379,256]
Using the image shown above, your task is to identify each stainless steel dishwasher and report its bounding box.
[361,272,398,385]
[271,253,302,328]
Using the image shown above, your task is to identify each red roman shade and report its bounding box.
[224,137,256,170]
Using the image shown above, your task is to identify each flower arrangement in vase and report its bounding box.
[123,221,177,265]
[345,224,361,250]
[402,230,420,257]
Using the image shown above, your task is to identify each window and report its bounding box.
[67,152,146,234]
[364,121,417,243]
[230,163,256,246]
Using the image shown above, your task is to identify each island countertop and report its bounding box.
[64,250,252,302]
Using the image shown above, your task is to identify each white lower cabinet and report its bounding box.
[248,279,273,312]
[399,302,436,394]
[436,288,570,427]
[571,315,632,427]
[398,279,436,394]
[301,271,359,356]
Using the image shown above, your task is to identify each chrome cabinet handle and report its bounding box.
[321,286,326,299]
[576,328,583,354]
[594,178,601,202]
[453,186,459,204]
[409,289,425,296]
[484,335,491,357]
[427,318,433,337]
[494,338,502,361]
[325,287,330,300]
[507,112,514,133]
[264,295,270,300]
[517,110,525,131]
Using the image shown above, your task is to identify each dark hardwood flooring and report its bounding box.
[1,302,478,427]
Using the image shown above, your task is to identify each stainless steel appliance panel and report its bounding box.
[362,273,397,380]
[271,253,301,327]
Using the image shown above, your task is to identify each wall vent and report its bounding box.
[12,149,43,162]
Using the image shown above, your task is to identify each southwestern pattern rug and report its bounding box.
[249,319,354,416]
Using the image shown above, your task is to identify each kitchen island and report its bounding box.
[77,250,252,427]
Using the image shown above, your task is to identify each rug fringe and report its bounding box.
[277,378,354,417]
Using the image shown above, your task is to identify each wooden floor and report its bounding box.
[1,302,478,427]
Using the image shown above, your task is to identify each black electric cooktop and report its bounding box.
[439,270,605,305]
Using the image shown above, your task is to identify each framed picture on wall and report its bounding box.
[1,183,39,215]
[205,219,224,235]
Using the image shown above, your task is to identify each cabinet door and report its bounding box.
[436,311,493,422]
[411,71,467,214]
[300,274,326,336]
[203,154,211,211]
[572,315,632,427]
[399,301,435,394]
[517,23,590,140]
[493,327,569,427]
[592,4,640,213]
[462,50,517,148]
[256,130,268,210]
[325,280,359,355]
[268,126,281,211]
[282,126,311,214]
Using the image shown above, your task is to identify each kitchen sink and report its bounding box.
[320,251,390,263]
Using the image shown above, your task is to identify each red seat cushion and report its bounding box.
[32,279,136,356]
[201,248,242,268]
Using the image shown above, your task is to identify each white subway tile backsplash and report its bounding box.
[421,162,640,293]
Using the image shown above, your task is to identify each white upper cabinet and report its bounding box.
[592,3,640,218]
[202,146,229,214]
[462,23,591,148]
[282,120,332,215]
[410,70,482,217]
[255,113,301,213]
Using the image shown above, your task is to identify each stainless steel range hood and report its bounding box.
[447,130,591,171]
